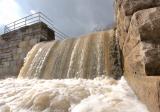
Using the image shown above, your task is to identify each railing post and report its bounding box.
[4,26,6,34]
[4,26,10,33]
[6,26,8,33]
[25,17,27,26]
[39,12,41,22]
[14,22,15,30]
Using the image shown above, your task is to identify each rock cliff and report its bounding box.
[115,0,160,112]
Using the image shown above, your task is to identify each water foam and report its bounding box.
[0,76,148,112]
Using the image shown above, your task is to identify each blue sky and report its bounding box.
[0,0,114,37]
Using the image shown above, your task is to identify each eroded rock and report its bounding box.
[123,7,160,76]
[115,0,160,112]
[115,0,160,48]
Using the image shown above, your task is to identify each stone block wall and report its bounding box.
[0,22,55,78]
[115,0,160,112]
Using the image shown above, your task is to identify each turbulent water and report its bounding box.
[19,31,112,79]
[0,76,149,112]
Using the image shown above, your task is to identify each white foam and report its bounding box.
[0,77,149,112]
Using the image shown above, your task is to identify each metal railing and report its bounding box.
[4,12,69,39]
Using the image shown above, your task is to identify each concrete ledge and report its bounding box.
[0,22,55,78]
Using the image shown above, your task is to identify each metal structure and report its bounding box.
[4,12,69,39]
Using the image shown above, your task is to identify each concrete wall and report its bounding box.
[0,22,55,78]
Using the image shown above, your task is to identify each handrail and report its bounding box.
[3,12,69,39]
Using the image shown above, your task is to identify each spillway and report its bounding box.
[19,31,112,79]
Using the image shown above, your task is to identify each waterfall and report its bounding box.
[18,31,112,79]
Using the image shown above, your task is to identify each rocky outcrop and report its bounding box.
[115,0,160,48]
[124,7,160,76]
[115,0,160,112]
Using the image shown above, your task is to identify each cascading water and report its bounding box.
[18,31,111,79]
[0,31,149,112]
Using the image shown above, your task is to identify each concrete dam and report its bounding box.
[0,0,160,112]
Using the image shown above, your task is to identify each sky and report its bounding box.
[0,0,114,37]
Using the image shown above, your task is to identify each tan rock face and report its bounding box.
[115,0,131,49]
[120,0,160,16]
[124,7,160,76]
[116,0,160,76]
[115,0,160,112]
[124,43,145,76]
[124,75,160,112]
[115,0,160,48]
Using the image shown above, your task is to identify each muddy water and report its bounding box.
[18,31,113,79]
[0,77,149,112]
